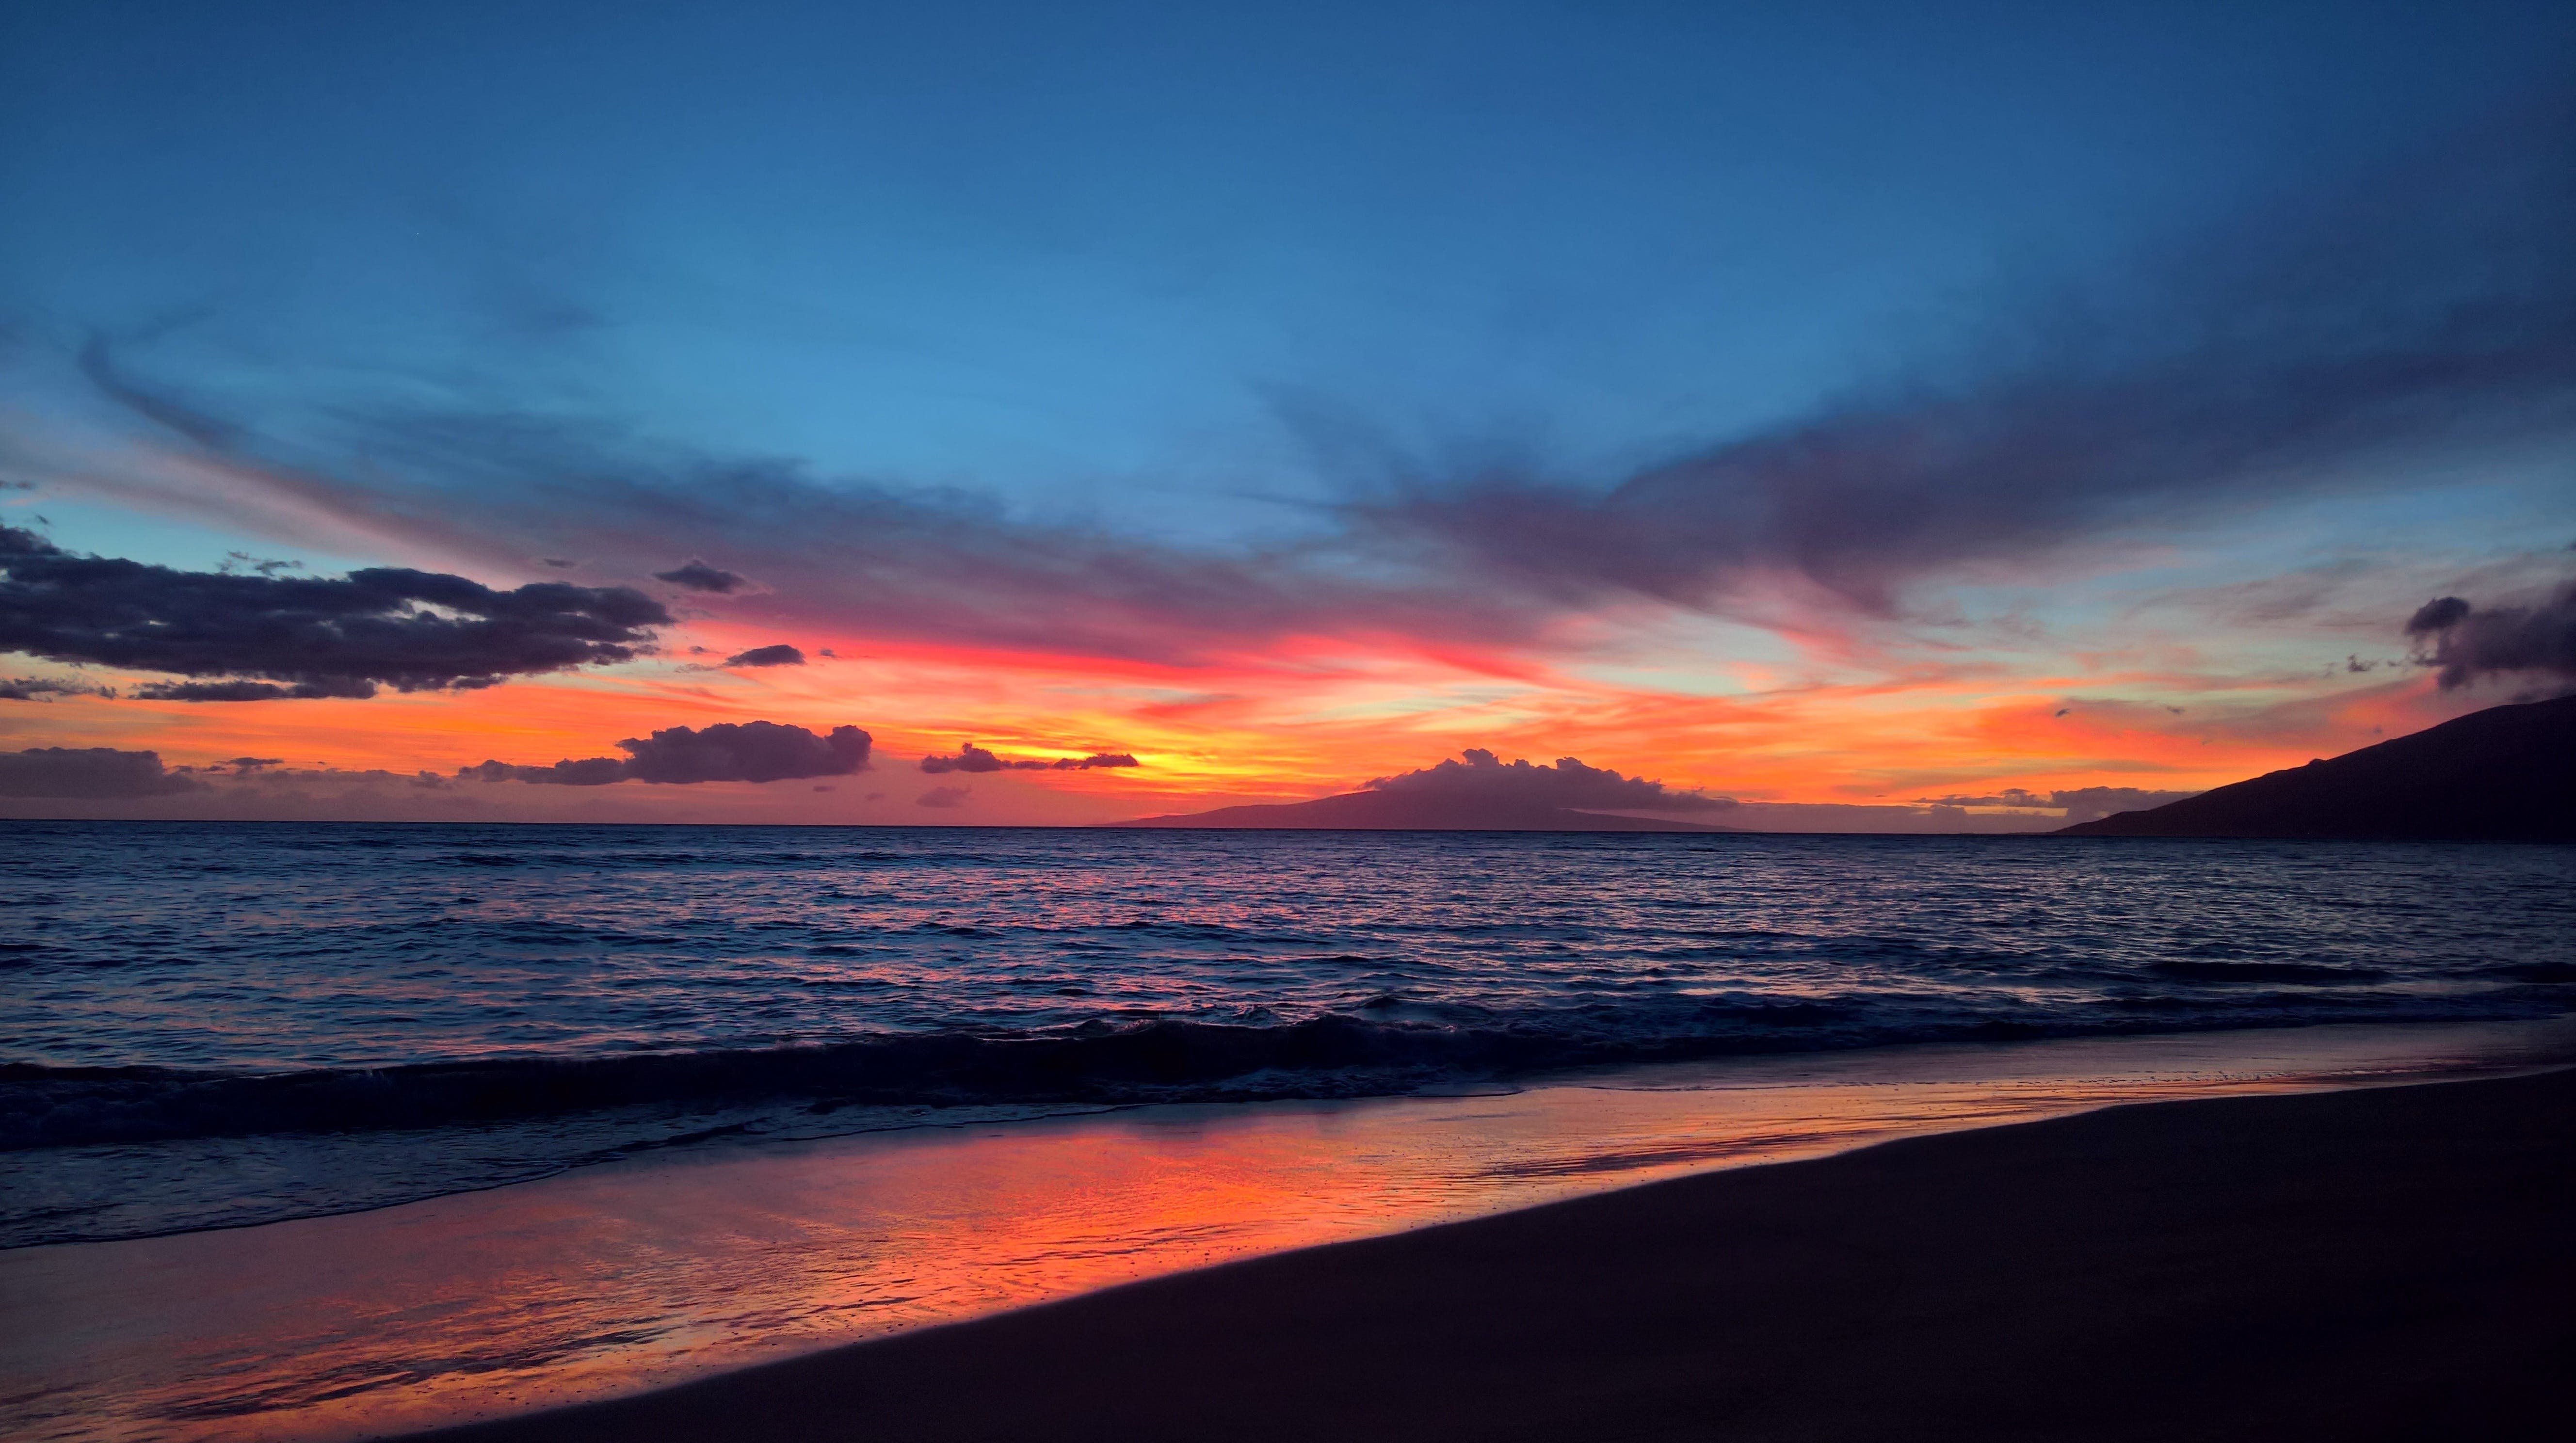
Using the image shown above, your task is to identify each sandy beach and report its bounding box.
[412,1067,2575,1443]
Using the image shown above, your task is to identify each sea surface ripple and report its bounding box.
[3,822,2569,1245]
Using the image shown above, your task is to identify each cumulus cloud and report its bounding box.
[2406,583,2576,689]
[0,524,669,700]
[654,560,747,593]
[0,746,198,798]
[916,785,972,808]
[1365,749,1731,812]
[722,643,806,667]
[920,743,1142,774]
[463,721,873,786]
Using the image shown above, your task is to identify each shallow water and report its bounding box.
[4,823,2573,1246]
[4,1018,2569,1443]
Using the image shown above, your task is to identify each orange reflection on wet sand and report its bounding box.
[3,1017,2570,1443]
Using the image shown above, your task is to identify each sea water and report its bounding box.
[4,821,2574,1441]
[4,821,2571,1248]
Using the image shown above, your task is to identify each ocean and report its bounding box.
[6,821,2571,1249]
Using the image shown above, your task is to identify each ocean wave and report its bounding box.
[8,985,2567,1154]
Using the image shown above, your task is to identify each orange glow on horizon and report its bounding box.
[0,605,2481,825]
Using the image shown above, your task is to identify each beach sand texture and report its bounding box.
[412,1067,2575,1443]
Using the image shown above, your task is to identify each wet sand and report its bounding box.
[414,1067,2575,1443]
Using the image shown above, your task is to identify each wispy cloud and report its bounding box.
[920,743,1140,773]
[41,95,2571,681]
[1354,100,2576,620]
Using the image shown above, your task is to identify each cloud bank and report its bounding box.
[0,746,198,799]
[1365,749,1731,812]
[0,524,669,700]
[461,721,873,786]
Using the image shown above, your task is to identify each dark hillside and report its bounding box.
[2059,695,2575,840]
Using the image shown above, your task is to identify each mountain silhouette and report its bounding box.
[2059,694,2575,840]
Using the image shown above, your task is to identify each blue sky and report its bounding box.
[3,0,2572,824]
[12,0,2569,522]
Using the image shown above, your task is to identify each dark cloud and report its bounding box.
[621,721,870,783]
[464,721,873,786]
[0,746,198,799]
[723,643,806,667]
[654,560,747,594]
[457,756,630,786]
[220,552,304,577]
[2407,596,2473,633]
[920,743,1141,773]
[0,524,669,700]
[0,674,113,701]
[2406,583,2576,689]
[1366,749,1731,812]
[919,746,1008,773]
[539,557,579,569]
[133,677,377,702]
[916,785,972,808]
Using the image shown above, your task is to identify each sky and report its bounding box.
[3,0,2573,827]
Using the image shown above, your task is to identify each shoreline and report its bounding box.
[411,1066,2576,1443]
[7,1018,2570,1442]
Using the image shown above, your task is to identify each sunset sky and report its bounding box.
[4,0,2573,827]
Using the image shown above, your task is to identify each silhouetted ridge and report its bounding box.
[2059,695,2576,840]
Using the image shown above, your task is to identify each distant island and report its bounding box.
[2060,694,2575,841]
[1113,790,1736,832]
